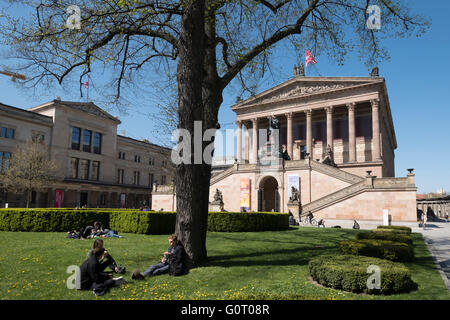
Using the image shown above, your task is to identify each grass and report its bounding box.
[0,227,448,300]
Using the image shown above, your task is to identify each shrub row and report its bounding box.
[208,211,289,232]
[377,225,412,234]
[0,209,289,234]
[309,255,417,294]
[339,239,414,262]
[356,230,413,245]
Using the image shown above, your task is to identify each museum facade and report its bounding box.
[153,72,417,223]
[0,100,173,208]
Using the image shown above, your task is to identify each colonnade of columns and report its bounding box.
[236,99,381,164]
[417,201,450,218]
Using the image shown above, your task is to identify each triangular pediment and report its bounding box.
[232,77,383,109]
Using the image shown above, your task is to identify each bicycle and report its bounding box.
[301,215,318,226]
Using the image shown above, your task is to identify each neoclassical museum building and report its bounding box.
[153,70,418,223]
[0,100,173,208]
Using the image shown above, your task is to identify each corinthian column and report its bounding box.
[244,121,250,163]
[347,102,356,162]
[371,99,381,161]
[325,106,333,151]
[236,120,242,163]
[305,109,312,156]
[286,112,293,159]
[252,118,258,164]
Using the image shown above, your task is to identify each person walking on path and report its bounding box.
[421,212,427,230]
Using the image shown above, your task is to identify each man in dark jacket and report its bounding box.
[79,247,123,295]
[133,234,186,279]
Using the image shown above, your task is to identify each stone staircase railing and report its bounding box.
[310,160,364,184]
[301,176,415,215]
[301,180,367,214]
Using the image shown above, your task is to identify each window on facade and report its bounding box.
[134,155,141,163]
[32,133,45,143]
[118,151,125,160]
[8,128,15,139]
[0,152,11,173]
[80,159,90,180]
[117,169,124,184]
[100,194,106,206]
[161,175,166,185]
[71,127,81,150]
[149,158,154,165]
[83,130,92,152]
[91,161,100,181]
[93,132,102,154]
[133,171,140,185]
[1,127,15,139]
[148,173,154,187]
[162,160,167,168]
[70,157,79,179]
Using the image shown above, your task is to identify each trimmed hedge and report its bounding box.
[339,239,414,262]
[356,231,413,245]
[0,209,289,234]
[0,209,112,232]
[377,225,412,234]
[309,255,417,294]
[110,211,176,235]
[208,211,289,232]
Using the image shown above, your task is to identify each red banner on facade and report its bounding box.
[55,189,64,208]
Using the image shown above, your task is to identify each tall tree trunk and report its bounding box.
[175,0,207,266]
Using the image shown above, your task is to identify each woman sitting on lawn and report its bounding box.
[132,234,187,279]
[86,239,125,274]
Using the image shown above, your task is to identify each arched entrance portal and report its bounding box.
[258,176,279,212]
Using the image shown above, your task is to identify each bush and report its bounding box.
[339,239,414,262]
[377,226,412,234]
[110,211,176,235]
[309,255,417,294]
[207,211,289,232]
[356,231,413,245]
[0,209,288,234]
[0,209,111,232]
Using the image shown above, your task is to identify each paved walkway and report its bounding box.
[413,221,450,291]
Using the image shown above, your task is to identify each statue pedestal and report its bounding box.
[209,201,224,212]
[287,201,302,223]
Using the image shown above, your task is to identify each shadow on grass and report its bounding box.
[202,245,339,268]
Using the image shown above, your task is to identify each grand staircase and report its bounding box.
[210,159,415,216]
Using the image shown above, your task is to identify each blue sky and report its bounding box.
[0,1,449,194]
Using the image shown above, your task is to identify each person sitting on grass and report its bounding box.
[132,234,187,280]
[78,247,126,296]
[86,239,125,274]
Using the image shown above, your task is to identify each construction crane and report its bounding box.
[0,70,26,82]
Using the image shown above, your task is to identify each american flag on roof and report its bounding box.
[305,50,317,67]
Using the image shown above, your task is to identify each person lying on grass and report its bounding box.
[78,247,126,296]
[132,234,187,279]
[92,221,124,238]
[86,238,125,274]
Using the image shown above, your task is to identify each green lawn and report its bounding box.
[0,227,448,300]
